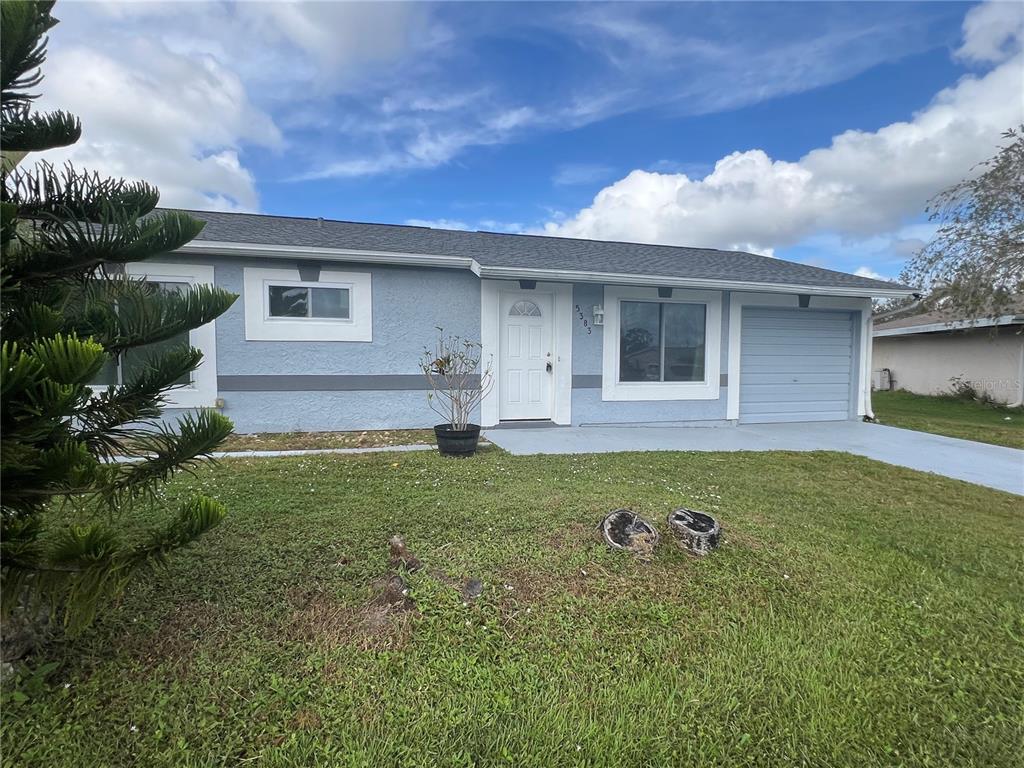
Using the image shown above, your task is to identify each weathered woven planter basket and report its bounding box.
[601,509,660,554]
[667,508,721,556]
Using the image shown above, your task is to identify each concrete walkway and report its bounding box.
[484,421,1024,496]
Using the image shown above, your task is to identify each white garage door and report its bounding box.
[740,308,856,424]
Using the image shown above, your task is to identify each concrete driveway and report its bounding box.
[484,421,1024,496]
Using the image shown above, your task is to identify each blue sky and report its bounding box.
[38,1,1024,280]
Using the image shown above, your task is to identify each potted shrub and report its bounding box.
[420,329,494,456]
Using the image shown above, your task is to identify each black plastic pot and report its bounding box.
[434,423,481,457]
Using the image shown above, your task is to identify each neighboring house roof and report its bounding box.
[874,301,1024,337]
[171,209,915,298]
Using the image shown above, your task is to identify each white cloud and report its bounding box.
[956,0,1024,64]
[35,44,281,211]
[553,163,616,186]
[543,10,1024,258]
[31,0,428,209]
[560,2,963,118]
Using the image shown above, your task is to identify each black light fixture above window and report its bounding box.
[798,294,811,308]
[658,287,673,299]
[519,280,537,290]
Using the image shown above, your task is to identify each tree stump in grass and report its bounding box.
[601,509,659,555]
[667,508,721,556]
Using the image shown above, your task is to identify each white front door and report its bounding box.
[499,293,554,420]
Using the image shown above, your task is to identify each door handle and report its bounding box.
[546,361,553,373]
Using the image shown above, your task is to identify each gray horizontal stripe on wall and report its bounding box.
[572,375,602,389]
[218,374,480,392]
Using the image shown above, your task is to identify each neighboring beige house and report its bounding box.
[873,305,1024,406]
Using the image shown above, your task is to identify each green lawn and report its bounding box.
[873,390,1024,449]
[3,449,1022,767]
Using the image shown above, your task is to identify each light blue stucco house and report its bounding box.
[135,210,915,433]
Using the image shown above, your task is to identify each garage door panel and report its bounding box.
[742,355,852,371]
[741,315,853,331]
[740,308,855,424]
[742,398,850,414]
[741,384,850,402]
[742,330,854,344]
[742,371,852,385]
[742,343,852,357]
[742,319,853,333]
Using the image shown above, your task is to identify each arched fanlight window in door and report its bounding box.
[509,300,542,317]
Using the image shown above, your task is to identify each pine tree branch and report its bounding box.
[1,495,225,634]
[4,207,206,281]
[1,107,80,153]
[0,1,57,107]
[103,410,233,502]
[72,346,207,455]
[85,282,236,355]
[3,161,157,220]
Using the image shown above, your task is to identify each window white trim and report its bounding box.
[243,267,372,341]
[601,287,722,402]
[726,292,872,421]
[124,262,218,409]
[480,280,573,426]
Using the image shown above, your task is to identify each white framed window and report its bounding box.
[266,282,350,320]
[92,262,219,409]
[243,267,372,341]
[602,286,722,401]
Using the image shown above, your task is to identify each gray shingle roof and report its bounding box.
[173,209,914,294]
[875,296,1024,331]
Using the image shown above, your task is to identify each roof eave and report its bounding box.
[177,240,916,299]
[477,265,915,299]
[177,240,480,274]
[873,315,1024,337]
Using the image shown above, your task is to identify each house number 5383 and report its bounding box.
[575,304,592,334]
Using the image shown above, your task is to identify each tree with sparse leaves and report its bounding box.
[898,126,1024,322]
[1,0,237,641]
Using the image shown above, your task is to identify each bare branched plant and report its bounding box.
[420,329,494,430]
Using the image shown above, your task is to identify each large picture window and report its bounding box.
[602,287,722,401]
[619,301,706,383]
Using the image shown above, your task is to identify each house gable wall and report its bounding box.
[874,327,1024,404]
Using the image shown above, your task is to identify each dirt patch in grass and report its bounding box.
[118,600,223,666]
[285,588,415,651]
[290,708,323,732]
[543,521,594,551]
[500,557,670,605]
